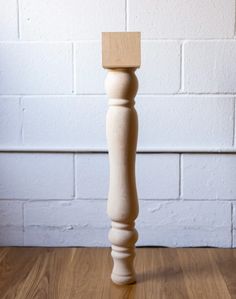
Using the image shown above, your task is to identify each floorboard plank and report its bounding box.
[178,248,231,299]
[212,249,236,299]
[0,247,235,299]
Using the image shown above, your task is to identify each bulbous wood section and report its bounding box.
[105,69,139,285]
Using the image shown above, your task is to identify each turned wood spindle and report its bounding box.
[102,32,141,285]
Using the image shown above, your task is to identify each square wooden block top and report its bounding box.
[102,32,141,69]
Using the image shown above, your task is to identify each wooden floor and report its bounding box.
[0,247,235,299]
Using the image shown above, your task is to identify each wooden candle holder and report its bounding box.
[102,32,141,285]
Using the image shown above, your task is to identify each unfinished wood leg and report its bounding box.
[102,32,141,285]
[105,68,139,285]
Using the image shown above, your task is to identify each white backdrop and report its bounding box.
[0,0,236,247]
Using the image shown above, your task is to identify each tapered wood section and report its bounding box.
[102,32,141,285]
[0,247,235,299]
[105,68,139,285]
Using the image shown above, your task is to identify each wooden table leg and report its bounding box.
[102,32,141,285]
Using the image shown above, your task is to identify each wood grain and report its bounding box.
[102,32,141,68]
[0,247,235,299]
[212,249,236,299]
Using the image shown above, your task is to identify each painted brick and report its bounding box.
[24,200,108,227]
[23,96,107,147]
[128,0,235,39]
[0,0,18,40]
[0,227,24,246]
[137,41,180,94]
[20,0,125,40]
[182,154,236,200]
[24,200,231,247]
[183,41,236,93]
[136,154,179,199]
[24,200,109,246]
[235,101,236,149]
[23,96,234,149]
[0,43,73,94]
[75,42,106,94]
[0,201,23,246]
[137,96,234,148]
[0,153,74,199]
[76,154,108,199]
[233,204,236,247]
[24,227,109,247]
[76,153,179,200]
[137,201,231,247]
[0,201,23,226]
[0,97,22,145]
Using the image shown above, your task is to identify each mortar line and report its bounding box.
[125,0,128,31]
[2,38,236,43]
[233,97,235,147]
[72,42,76,94]
[22,201,25,232]
[16,0,21,39]
[73,153,76,199]
[2,198,236,202]
[181,42,184,92]
[74,153,77,199]
[234,0,236,37]
[19,97,24,145]
[179,42,183,93]
[0,198,76,202]
[231,202,234,247]
[179,154,183,200]
[179,198,236,202]
[22,201,25,245]
[1,93,236,97]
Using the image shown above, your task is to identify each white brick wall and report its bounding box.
[24,200,109,246]
[20,0,125,40]
[128,0,235,39]
[0,0,18,40]
[22,97,107,147]
[0,43,73,94]
[137,201,231,247]
[138,41,181,94]
[17,95,235,148]
[0,153,74,199]
[182,154,236,200]
[0,97,22,145]
[75,42,106,94]
[183,41,236,93]
[0,0,235,247]
[137,96,234,148]
[22,200,231,247]
[0,201,23,246]
[233,204,236,247]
